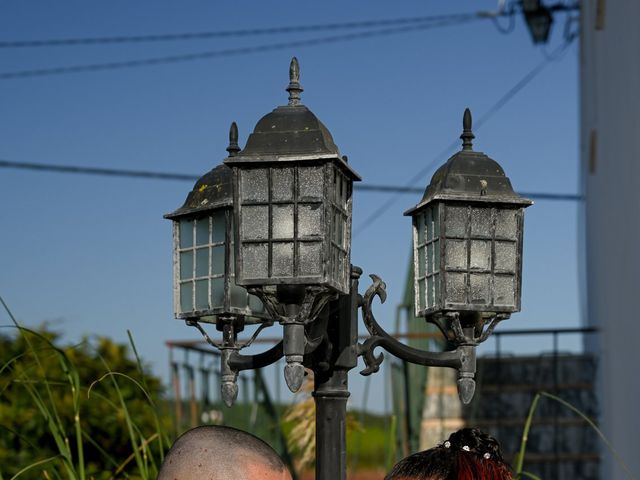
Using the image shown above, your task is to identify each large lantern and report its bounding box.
[405,109,532,319]
[224,58,361,296]
[164,123,266,324]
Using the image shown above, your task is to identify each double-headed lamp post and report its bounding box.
[165,58,532,480]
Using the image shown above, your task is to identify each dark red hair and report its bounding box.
[386,428,513,480]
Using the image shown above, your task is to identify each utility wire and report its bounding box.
[0,159,581,202]
[0,13,487,48]
[0,18,481,80]
[353,36,577,236]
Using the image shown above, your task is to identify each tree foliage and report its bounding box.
[0,325,169,479]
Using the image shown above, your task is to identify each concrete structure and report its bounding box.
[580,1,640,478]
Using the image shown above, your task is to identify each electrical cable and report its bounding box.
[0,13,485,48]
[0,159,582,202]
[0,18,481,80]
[352,35,577,236]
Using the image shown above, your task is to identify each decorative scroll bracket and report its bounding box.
[356,274,507,404]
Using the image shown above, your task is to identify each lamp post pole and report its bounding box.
[313,267,360,480]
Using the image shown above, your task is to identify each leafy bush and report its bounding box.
[0,304,170,480]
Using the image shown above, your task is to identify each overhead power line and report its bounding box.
[0,13,486,48]
[0,159,581,202]
[0,17,483,80]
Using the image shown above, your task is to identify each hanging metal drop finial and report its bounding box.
[286,57,303,106]
[460,108,475,151]
[226,121,240,156]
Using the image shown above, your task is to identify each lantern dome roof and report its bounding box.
[164,162,232,219]
[225,57,361,180]
[404,109,532,216]
[240,104,340,158]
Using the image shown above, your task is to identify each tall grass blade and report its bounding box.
[127,330,170,455]
[0,299,78,479]
[9,455,63,480]
[540,392,637,480]
[89,367,154,478]
[111,433,160,479]
[515,391,637,480]
[520,472,542,480]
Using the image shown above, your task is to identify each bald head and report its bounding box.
[158,426,292,480]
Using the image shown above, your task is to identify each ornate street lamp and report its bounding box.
[166,58,532,480]
[165,127,270,404]
[403,108,532,399]
[224,57,361,392]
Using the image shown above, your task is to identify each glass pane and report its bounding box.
[195,279,209,310]
[337,213,344,248]
[272,242,294,277]
[241,206,269,240]
[418,279,425,310]
[470,274,490,305]
[212,245,225,275]
[180,251,193,280]
[272,204,294,239]
[180,281,193,313]
[240,168,268,202]
[299,242,322,276]
[212,210,226,244]
[179,219,193,248]
[241,243,269,278]
[470,208,492,238]
[427,276,434,307]
[495,241,517,272]
[445,273,467,304]
[211,277,225,308]
[495,209,519,240]
[434,273,440,304]
[494,275,515,306]
[433,240,440,273]
[298,204,323,237]
[470,240,491,271]
[230,282,248,309]
[298,166,324,200]
[445,239,467,270]
[426,208,433,241]
[195,248,209,277]
[445,205,468,238]
[272,168,294,201]
[196,217,210,245]
[426,243,433,275]
[433,204,440,237]
[416,215,425,245]
[417,246,425,277]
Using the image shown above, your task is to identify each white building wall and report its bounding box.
[580,1,640,478]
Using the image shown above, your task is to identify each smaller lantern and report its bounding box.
[405,109,533,319]
[164,123,267,324]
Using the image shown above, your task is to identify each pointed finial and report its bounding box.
[460,108,475,151]
[226,121,240,156]
[286,57,303,106]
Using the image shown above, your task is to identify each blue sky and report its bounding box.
[0,1,580,412]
